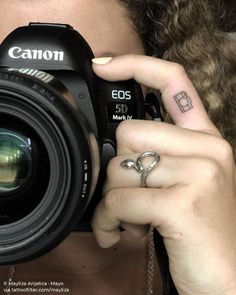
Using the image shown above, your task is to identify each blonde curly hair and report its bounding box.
[121,0,236,157]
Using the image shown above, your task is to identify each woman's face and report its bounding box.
[0,0,144,57]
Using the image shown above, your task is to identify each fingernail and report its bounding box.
[92,57,113,65]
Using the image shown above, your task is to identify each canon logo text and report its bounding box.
[8,47,64,61]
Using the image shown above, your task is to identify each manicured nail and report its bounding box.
[92,57,113,65]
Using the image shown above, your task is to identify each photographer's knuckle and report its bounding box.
[171,63,187,78]
[127,53,138,61]
[217,138,234,163]
[116,120,132,143]
[104,190,120,210]
[200,158,222,183]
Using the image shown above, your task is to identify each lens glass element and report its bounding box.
[0,114,50,225]
[0,129,32,194]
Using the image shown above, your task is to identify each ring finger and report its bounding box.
[104,153,201,194]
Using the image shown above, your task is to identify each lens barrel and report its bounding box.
[0,70,98,265]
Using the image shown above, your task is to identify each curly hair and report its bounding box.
[120,0,236,158]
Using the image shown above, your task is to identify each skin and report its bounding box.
[92,57,236,294]
[1,1,236,295]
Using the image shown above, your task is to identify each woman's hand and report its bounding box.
[91,55,236,295]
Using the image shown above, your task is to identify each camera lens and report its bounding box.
[0,113,51,225]
[0,129,33,194]
[0,70,99,265]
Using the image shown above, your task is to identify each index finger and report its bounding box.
[92,55,218,135]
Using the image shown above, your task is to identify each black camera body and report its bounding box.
[0,23,144,265]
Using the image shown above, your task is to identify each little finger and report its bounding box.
[92,187,171,248]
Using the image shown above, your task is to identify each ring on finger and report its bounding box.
[120,151,161,187]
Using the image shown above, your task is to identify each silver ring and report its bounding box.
[120,151,160,187]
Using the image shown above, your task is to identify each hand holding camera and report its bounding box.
[91,54,236,295]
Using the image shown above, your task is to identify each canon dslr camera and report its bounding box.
[0,23,144,265]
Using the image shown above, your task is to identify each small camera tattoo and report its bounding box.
[173,91,193,113]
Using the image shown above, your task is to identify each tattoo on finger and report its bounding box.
[173,91,193,113]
